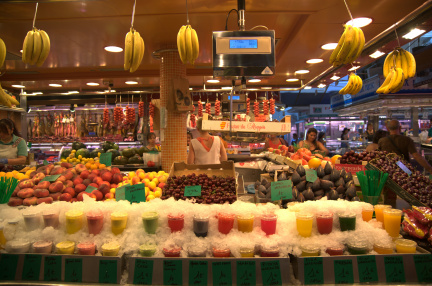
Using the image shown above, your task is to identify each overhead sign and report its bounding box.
[310,104,332,115]
[331,76,380,110]
[201,119,291,133]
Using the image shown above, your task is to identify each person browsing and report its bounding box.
[0,118,28,165]
[264,134,287,150]
[364,122,375,142]
[365,129,388,152]
[298,128,329,155]
[187,118,227,165]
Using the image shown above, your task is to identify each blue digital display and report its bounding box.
[228,96,240,100]
[229,39,258,49]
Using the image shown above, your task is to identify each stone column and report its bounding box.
[412,108,419,136]
[159,49,188,171]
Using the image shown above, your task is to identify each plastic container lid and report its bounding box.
[56,241,75,249]
[193,214,210,220]
[8,218,20,225]
[77,242,95,249]
[347,240,369,250]
[33,240,53,248]
[23,210,41,217]
[8,239,30,249]
[261,213,277,220]
[142,212,159,220]
[374,204,392,210]
[167,213,184,219]
[87,210,103,219]
[140,244,157,252]
[66,210,83,218]
[374,241,395,250]
[395,239,417,248]
[111,211,128,219]
[300,245,320,253]
[102,242,120,251]
[338,212,356,218]
[261,245,280,253]
[295,213,314,219]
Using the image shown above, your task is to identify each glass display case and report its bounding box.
[325,139,368,155]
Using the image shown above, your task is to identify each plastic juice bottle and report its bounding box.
[300,245,320,257]
[87,210,104,235]
[167,214,184,233]
[101,242,120,256]
[383,209,402,238]
[193,214,209,237]
[239,247,254,257]
[326,245,344,256]
[65,210,84,234]
[261,246,280,257]
[347,241,369,255]
[218,213,235,235]
[261,214,277,235]
[163,246,182,257]
[361,205,374,222]
[295,213,313,237]
[56,241,75,254]
[43,210,60,228]
[111,211,128,235]
[140,244,157,257]
[237,214,254,233]
[142,212,159,234]
[338,213,356,231]
[373,242,394,254]
[374,205,391,227]
[316,213,333,235]
[212,247,231,257]
[395,239,417,253]
[77,242,96,255]
[23,211,42,231]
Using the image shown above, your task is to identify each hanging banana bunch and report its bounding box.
[377,67,405,94]
[383,48,416,79]
[339,73,363,95]
[22,4,50,66]
[177,24,199,64]
[124,28,145,73]
[0,37,6,68]
[329,25,365,67]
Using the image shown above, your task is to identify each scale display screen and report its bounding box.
[228,95,240,100]
[229,39,258,49]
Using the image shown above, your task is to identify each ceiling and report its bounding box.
[0,0,431,99]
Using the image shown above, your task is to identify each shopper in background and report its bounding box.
[365,129,388,152]
[317,132,326,146]
[364,122,375,142]
[290,133,299,146]
[0,118,28,165]
[378,120,432,173]
[146,132,160,151]
[187,131,193,146]
[340,127,350,148]
[427,118,432,143]
[264,134,287,150]
[298,128,329,155]
[188,118,227,164]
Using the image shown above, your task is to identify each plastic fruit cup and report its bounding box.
[87,210,104,235]
[261,246,280,257]
[261,214,277,236]
[32,240,53,254]
[77,242,96,255]
[300,245,320,257]
[383,209,402,238]
[193,214,209,237]
[188,245,207,257]
[212,247,231,258]
[65,210,84,234]
[6,240,30,253]
[218,213,235,235]
[142,212,159,234]
[373,242,394,254]
[347,241,369,255]
[316,212,333,235]
[374,205,391,226]
[23,211,42,231]
[295,213,314,237]
[167,214,184,233]
[111,211,128,235]
[361,204,374,222]
[239,247,255,258]
[395,239,417,253]
[237,214,254,233]
[56,241,75,254]
[338,213,356,231]
[163,246,182,257]
[139,244,157,257]
[101,242,120,256]
[326,245,345,256]
[42,210,60,229]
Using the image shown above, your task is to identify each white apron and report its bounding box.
[0,137,22,159]
[191,136,221,165]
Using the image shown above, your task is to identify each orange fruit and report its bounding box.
[331,155,341,165]
[308,157,322,169]
[99,164,106,169]
[85,163,92,169]
[91,164,98,170]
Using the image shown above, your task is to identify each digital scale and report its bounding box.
[212,30,275,79]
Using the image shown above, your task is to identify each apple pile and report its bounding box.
[161,173,237,204]
[268,145,295,157]
[7,163,123,207]
[290,148,331,166]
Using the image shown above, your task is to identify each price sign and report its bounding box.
[41,174,61,182]
[22,254,42,281]
[100,152,112,167]
[126,184,146,203]
[396,161,412,176]
[115,184,128,201]
[133,259,153,285]
[271,180,293,201]
[185,185,202,197]
[261,261,282,286]
[237,261,256,286]
[163,260,182,285]
[357,256,378,283]
[44,256,61,282]
[212,261,232,286]
[189,260,208,286]
[99,260,117,284]
[43,160,49,166]
[85,185,97,194]
[306,169,318,183]
[303,257,323,285]
[0,254,18,280]
[65,258,82,283]
[414,255,432,283]
[384,256,405,283]
[334,260,354,284]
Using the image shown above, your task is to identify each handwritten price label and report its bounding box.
[271,180,293,201]
[334,260,354,284]
[304,257,323,285]
[185,185,202,197]
[357,256,378,283]
[189,261,208,286]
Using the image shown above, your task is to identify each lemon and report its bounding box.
[71,150,76,153]
[78,155,83,160]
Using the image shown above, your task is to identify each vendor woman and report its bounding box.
[264,134,287,150]
[298,128,329,155]
[0,118,28,165]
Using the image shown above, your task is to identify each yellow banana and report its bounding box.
[395,50,402,70]
[0,38,6,68]
[398,49,409,80]
[390,68,404,93]
[404,50,416,78]
[383,68,399,94]
[124,28,134,71]
[352,75,363,95]
[36,30,50,67]
[377,69,395,94]
[344,27,360,64]
[335,25,355,65]
[383,51,395,78]
[0,83,12,107]
[190,27,199,64]
[138,35,145,69]
[177,25,187,64]
[22,30,35,64]
[30,29,42,65]
[339,73,355,94]
[130,31,142,73]
[185,25,193,63]
[349,74,360,94]
[329,26,347,65]
[353,28,365,60]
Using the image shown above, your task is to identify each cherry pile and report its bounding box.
[161,174,237,204]
[214,99,220,116]
[138,101,144,118]
[270,98,275,114]
[340,150,386,164]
